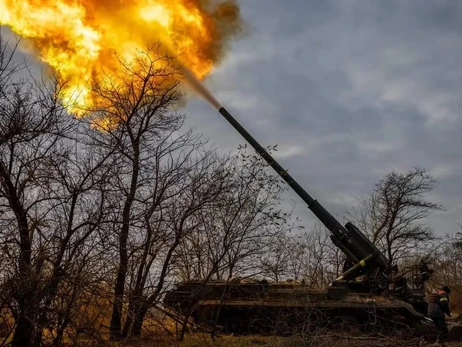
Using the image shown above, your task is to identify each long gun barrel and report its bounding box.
[219,107,341,235]
[218,107,390,282]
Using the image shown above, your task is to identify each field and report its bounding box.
[86,333,462,347]
[63,314,462,347]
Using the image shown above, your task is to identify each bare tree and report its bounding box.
[260,224,345,287]
[166,146,302,340]
[82,45,188,339]
[32,127,116,345]
[209,146,294,278]
[347,168,442,266]
[423,232,462,311]
[0,90,114,346]
[0,37,75,347]
[172,145,298,283]
[297,225,346,287]
[122,149,229,338]
[258,233,289,283]
[0,33,130,347]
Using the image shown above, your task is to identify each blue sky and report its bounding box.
[183,0,462,236]
[2,0,462,237]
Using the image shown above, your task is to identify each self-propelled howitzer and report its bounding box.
[218,107,390,291]
[162,106,431,335]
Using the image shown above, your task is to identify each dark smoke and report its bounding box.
[182,68,222,110]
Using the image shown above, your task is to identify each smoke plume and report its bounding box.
[182,68,221,110]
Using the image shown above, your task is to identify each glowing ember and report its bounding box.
[0,0,241,116]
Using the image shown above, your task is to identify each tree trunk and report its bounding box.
[122,299,135,337]
[110,262,128,339]
[179,310,191,342]
[131,304,148,337]
[54,324,66,347]
[12,299,35,347]
[110,150,140,339]
[0,165,35,347]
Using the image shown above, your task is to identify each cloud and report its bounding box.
[272,145,304,160]
[3,0,462,236]
[184,0,462,235]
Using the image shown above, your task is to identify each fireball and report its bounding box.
[0,0,241,116]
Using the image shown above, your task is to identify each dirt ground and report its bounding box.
[106,333,462,347]
[61,315,462,346]
[179,335,462,347]
[100,318,462,347]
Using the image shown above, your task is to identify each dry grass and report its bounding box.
[69,332,462,347]
[4,310,462,347]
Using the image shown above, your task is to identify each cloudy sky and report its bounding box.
[2,1,461,237]
[183,0,462,236]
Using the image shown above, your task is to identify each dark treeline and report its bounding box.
[0,36,461,347]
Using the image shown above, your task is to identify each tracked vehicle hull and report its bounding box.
[163,279,427,335]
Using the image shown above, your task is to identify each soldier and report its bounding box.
[420,260,433,285]
[427,285,451,346]
[388,265,399,292]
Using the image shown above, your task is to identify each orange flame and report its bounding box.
[0,0,241,116]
